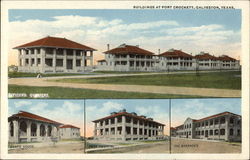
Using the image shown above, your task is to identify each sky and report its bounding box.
[85,99,170,137]
[8,9,241,65]
[171,98,241,127]
[8,99,84,136]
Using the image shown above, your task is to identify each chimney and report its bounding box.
[107,44,110,51]
[158,49,160,54]
[136,45,139,48]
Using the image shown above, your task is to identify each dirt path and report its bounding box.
[9,77,240,97]
[171,138,241,153]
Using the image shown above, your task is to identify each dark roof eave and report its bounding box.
[13,45,97,51]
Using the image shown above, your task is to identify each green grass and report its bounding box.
[93,71,152,74]
[53,71,241,90]
[8,85,201,99]
[8,72,93,78]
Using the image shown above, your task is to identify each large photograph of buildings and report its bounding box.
[8,9,241,99]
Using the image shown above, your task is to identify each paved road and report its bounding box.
[9,76,241,97]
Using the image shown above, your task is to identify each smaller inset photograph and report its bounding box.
[8,99,84,153]
[85,99,169,153]
[171,98,241,153]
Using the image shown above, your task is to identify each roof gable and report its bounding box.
[13,36,96,51]
[195,53,218,60]
[159,49,193,58]
[104,44,154,56]
[9,111,62,125]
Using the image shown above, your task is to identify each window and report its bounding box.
[230,117,234,124]
[205,121,208,126]
[201,130,204,135]
[237,129,241,136]
[220,129,225,135]
[215,129,219,135]
[220,117,225,124]
[215,119,219,125]
[209,130,213,135]
[230,129,234,136]
[210,120,213,125]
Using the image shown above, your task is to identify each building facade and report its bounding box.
[92,109,165,141]
[97,44,240,72]
[13,36,96,73]
[59,125,80,139]
[158,49,196,71]
[8,111,80,143]
[171,112,241,142]
[97,44,159,71]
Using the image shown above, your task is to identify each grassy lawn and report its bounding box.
[8,72,94,78]
[53,71,241,90]
[8,85,201,99]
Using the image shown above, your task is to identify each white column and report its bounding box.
[40,48,46,73]
[131,118,134,136]
[122,116,126,140]
[27,121,31,142]
[13,120,19,143]
[108,119,111,135]
[137,120,140,136]
[63,49,67,72]
[37,123,40,138]
[21,49,25,67]
[114,117,118,135]
[94,123,97,136]
[142,121,145,139]
[34,49,38,66]
[28,49,31,67]
[18,49,21,66]
[53,49,56,73]
[90,50,93,68]
[82,51,86,72]
[73,50,76,72]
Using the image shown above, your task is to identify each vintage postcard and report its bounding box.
[1,0,249,160]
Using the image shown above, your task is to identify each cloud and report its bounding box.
[9,14,241,66]
[14,100,32,108]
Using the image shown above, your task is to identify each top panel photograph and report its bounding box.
[8,9,241,99]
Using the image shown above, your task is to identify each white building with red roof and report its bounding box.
[13,36,96,73]
[92,109,165,141]
[97,44,158,71]
[8,111,80,143]
[170,111,241,142]
[158,49,196,71]
[59,125,80,139]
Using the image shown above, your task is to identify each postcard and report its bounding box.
[1,0,249,160]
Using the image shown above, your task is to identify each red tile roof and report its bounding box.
[103,44,154,56]
[195,53,218,60]
[13,36,96,51]
[60,124,80,129]
[193,111,241,122]
[159,49,193,58]
[9,111,62,125]
[92,111,165,126]
[218,55,236,62]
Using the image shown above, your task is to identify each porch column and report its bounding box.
[21,49,25,67]
[122,115,126,140]
[28,49,32,67]
[131,118,134,136]
[137,120,140,136]
[27,120,31,142]
[114,117,118,135]
[18,49,21,66]
[90,51,93,68]
[34,48,38,66]
[81,51,86,72]
[225,116,229,141]
[37,123,40,137]
[108,119,111,135]
[63,49,67,72]
[142,121,145,138]
[13,120,19,143]
[40,48,46,73]
[73,50,76,72]
[53,49,56,73]
[94,123,97,136]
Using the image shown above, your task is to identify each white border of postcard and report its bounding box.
[1,0,249,159]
